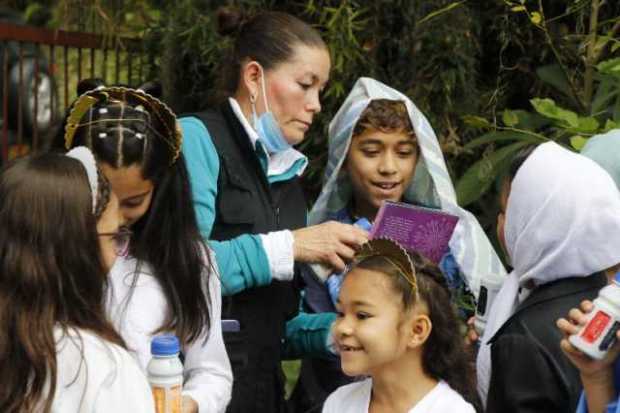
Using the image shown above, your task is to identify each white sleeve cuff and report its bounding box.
[259,230,295,281]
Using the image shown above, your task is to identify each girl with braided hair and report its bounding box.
[64,85,232,413]
[0,149,155,412]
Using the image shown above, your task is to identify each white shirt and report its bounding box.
[106,251,233,413]
[323,379,475,413]
[52,327,155,413]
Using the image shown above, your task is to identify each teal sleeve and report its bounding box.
[282,311,337,360]
[180,116,272,295]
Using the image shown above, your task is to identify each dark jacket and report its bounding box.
[486,272,608,413]
[189,103,306,413]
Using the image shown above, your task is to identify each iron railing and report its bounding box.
[0,22,146,162]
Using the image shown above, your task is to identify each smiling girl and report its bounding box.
[324,238,479,413]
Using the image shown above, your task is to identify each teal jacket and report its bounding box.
[180,115,335,359]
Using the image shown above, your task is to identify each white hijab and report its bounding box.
[476,141,620,405]
[309,77,506,298]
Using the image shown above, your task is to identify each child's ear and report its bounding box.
[407,313,432,349]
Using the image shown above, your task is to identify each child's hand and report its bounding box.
[556,300,620,379]
[464,316,479,346]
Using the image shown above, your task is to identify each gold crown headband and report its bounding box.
[351,238,419,300]
[64,86,182,165]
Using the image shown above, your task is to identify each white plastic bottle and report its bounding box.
[569,272,620,360]
[148,335,183,413]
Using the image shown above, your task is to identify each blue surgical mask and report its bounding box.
[251,64,292,153]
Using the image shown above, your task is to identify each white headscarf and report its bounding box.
[476,141,620,405]
[309,77,506,297]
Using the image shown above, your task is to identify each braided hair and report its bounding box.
[67,87,212,345]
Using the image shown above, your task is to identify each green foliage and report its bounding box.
[456,0,620,207]
[33,0,620,250]
[151,0,484,200]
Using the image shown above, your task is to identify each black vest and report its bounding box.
[187,103,306,412]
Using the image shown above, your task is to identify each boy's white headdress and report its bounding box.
[309,77,507,299]
[476,142,620,405]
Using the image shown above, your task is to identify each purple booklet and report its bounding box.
[369,201,459,263]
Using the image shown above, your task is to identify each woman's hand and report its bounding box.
[292,221,368,272]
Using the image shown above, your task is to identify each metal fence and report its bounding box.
[0,21,146,163]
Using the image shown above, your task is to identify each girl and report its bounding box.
[0,149,154,412]
[295,77,506,408]
[63,86,232,413]
[179,9,367,412]
[477,142,620,412]
[324,238,478,412]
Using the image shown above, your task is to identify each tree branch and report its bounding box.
[584,0,601,112]
[537,0,587,113]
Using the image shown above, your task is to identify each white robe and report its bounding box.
[52,327,155,413]
[106,251,233,413]
[323,379,475,413]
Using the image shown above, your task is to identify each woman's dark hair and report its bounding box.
[354,251,481,411]
[0,153,123,412]
[216,8,327,96]
[69,93,212,345]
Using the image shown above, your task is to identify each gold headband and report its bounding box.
[64,86,182,165]
[351,238,418,299]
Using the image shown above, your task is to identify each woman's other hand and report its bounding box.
[292,221,368,272]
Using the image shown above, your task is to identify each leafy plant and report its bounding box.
[456,0,620,207]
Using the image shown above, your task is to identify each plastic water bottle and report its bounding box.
[310,217,372,282]
[569,272,620,360]
[148,335,183,413]
[474,277,504,336]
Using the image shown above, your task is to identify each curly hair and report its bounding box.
[353,99,416,138]
[354,251,481,411]
[414,255,481,411]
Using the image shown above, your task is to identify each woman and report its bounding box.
[179,9,368,412]
[64,86,232,413]
[0,149,154,412]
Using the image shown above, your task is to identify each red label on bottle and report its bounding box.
[581,310,611,343]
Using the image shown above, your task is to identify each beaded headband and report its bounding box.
[64,86,182,165]
[350,238,419,300]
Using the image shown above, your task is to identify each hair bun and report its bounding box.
[137,80,163,99]
[216,7,247,37]
[77,78,105,96]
